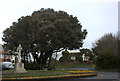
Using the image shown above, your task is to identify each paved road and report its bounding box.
[67,68,119,79]
[81,71,119,79]
[67,68,120,81]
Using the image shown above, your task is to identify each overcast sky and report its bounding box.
[0,0,118,50]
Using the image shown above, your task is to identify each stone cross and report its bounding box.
[17,44,23,62]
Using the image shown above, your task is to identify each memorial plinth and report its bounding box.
[14,62,26,73]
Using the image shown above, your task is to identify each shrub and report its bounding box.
[24,62,42,70]
[95,51,115,70]
[77,56,83,62]
[59,50,70,62]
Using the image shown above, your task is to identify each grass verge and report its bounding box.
[2,69,97,80]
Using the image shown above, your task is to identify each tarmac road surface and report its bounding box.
[67,68,119,79]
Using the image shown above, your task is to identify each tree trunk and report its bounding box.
[39,51,44,64]
[32,52,36,63]
[32,52,39,63]
[48,53,52,67]
[53,52,58,68]
[23,51,25,63]
[41,51,50,67]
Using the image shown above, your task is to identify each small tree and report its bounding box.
[92,33,118,56]
[95,51,116,70]
[92,33,119,70]
[59,50,70,62]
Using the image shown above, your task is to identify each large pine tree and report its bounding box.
[2,8,87,68]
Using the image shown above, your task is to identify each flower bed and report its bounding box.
[2,73,97,80]
[68,70,95,74]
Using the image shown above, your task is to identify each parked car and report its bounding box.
[2,62,14,70]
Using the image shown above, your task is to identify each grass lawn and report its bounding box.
[2,69,75,78]
[2,69,97,79]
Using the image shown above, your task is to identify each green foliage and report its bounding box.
[92,33,119,70]
[59,50,71,62]
[92,33,118,56]
[24,62,42,70]
[2,8,87,67]
[95,51,117,70]
[76,56,83,62]
[80,48,94,61]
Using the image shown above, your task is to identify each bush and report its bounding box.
[59,50,70,62]
[24,62,42,70]
[77,56,83,62]
[95,51,116,70]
